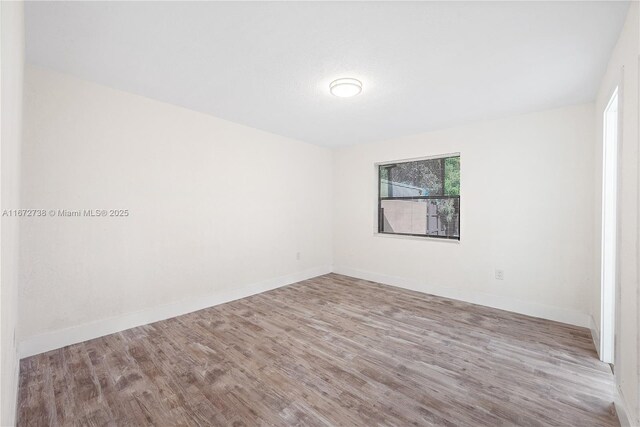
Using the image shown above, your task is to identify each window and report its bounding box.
[378,155,460,239]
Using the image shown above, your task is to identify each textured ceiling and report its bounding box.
[25,1,629,146]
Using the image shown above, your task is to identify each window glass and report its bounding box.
[378,155,460,239]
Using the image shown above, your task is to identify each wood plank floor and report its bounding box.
[18,273,619,426]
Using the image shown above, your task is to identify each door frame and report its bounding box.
[600,84,620,365]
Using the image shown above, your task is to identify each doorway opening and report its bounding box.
[600,87,618,364]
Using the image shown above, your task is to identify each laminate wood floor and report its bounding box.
[18,274,619,426]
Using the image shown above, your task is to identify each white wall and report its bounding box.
[334,104,595,327]
[592,2,639,425]
[13,11,636,424]
[1,1,24,425]
[19,66,333,356]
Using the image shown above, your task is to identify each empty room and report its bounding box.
[1,1,639,426]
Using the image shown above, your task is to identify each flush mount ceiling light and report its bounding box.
[329,78,362,97]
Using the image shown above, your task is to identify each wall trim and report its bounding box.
[333,267,591,328]
[19,265,332,359]
[589,314,601,358]
[614,384,635,427]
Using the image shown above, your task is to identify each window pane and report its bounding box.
[380,158,444,197]
[380,198,459,238]
[380,199,429,235]
[444,157,460,196]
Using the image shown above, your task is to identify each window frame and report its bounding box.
[376,153,461,241]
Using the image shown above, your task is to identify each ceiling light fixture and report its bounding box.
[329,78,362,98]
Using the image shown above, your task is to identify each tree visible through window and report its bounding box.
[378,155,460,239]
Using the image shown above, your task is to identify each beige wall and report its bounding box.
[19,66,333,353]
[333,103,596,326]
[1,1,24,425]
[591,2,640,424]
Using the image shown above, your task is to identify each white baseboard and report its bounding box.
[19,265,332,359]
[589,314,601,358]
[615,384,636,427]
[333,267,590,328]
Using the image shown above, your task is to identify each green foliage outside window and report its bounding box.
[444,157,460,196]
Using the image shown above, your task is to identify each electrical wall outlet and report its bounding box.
[495,269,504,280]
[296,252,301,261]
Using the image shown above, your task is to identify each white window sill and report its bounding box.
[374,232,461,243]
